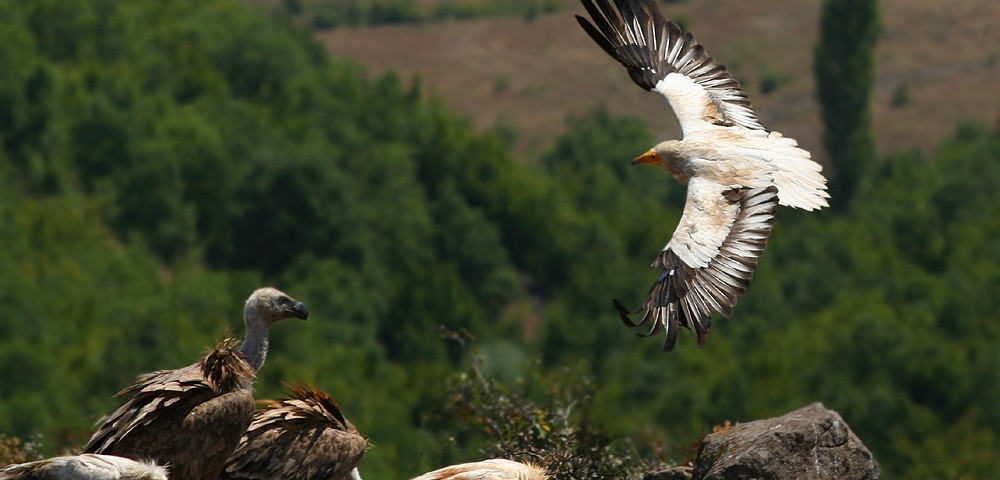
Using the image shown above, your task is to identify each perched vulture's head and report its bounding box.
[245,287,309,324]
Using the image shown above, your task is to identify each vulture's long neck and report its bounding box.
[240,306,269,373]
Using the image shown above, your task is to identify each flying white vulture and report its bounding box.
[576,0,829,351]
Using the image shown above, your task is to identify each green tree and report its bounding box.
[814,0,881,211]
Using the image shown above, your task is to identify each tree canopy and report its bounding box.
[814,0,881,211]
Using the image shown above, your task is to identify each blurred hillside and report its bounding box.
[1,0,998,478]
[313,0,1000,163]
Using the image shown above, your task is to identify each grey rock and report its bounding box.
[689,403,879,480]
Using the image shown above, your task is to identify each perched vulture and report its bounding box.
[83,288,309,480]
[223,385,368,480]
[576,0,829,351]
[0,454,168,480]
[409,459,549,480]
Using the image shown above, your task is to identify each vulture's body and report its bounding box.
[576,0,829,350]
[223,386,368,480]
[0,454,168,480]
[83,288,308,480]
[83,341,254,480]
[409,459,549,480]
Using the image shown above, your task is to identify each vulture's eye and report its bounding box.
[277,296,291,306]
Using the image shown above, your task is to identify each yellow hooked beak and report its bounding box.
[631,150,659,166]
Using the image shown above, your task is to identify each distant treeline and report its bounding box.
[281,0,562,30]
[0,0,997,478]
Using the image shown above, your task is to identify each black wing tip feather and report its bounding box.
[575,14,620,61]
[615,257,712,354]
[662,321,679,352]
[577,0,684,91]
[695,330,708,349]
[612,299,641,327]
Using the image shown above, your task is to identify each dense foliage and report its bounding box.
[0,0,997,478]
[436,330,643,478]
[293,0,562,30]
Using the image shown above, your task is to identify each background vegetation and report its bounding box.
[815,0,881,211]
[282,0,562,30]
[0,0,997,478]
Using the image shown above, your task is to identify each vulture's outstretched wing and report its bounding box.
[615,186,778,351]
[575,0,765,135]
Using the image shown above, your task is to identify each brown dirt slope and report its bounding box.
[317,0,1000,165]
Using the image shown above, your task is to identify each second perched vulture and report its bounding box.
[575,0,829,351]
[223,385,368,480]
[83,288,308,480]
[0,454,168,480]
[409,459,549,480]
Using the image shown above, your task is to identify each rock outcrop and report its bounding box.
[645,403,879,480]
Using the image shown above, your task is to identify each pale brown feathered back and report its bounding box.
[0,454,169,480]
[223,385,367,480]
[409,459,549,480]
[83,340,256,480]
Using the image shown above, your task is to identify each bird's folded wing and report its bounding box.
[84,340,252,454]
[616,185,778,351]
[224,386,367,480]
[575,0,765,135]
[84,366,214,453]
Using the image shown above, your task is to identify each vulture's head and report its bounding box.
[632,140,689,184]
[244,287,309,325]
